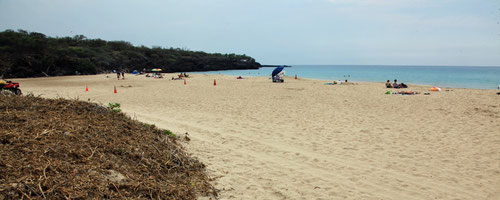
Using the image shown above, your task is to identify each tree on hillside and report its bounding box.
[0,30,261,78]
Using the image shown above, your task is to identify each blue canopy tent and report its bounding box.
[271,66,285,82]
[272,66,284,77]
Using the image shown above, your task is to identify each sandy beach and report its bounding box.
[12,74,500,199]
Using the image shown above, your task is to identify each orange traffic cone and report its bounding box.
[114,86,117,93]
[184,79,187,85]
[85,84,89,91]
[214,79,217,86]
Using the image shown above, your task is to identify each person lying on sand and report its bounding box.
[397,91,419,95]
[342,80,357,85]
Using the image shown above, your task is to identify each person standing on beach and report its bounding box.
[115,70,120,79]
[121,70,125,80]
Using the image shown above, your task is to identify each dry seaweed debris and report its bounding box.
[0,94,217,199]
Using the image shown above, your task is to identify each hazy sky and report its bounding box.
[1,0,499,66]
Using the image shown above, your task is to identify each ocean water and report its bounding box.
[192,65,500,90]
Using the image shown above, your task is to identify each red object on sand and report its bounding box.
[85,84,88,91]
[1,80,22,95]
[214,79,216,86]
[184,79,186,85]
[114,86,117,93]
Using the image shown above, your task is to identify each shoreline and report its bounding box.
[191,65,500,90]
[191,73,500,91]
[11,73,500,199]
[9,70,500,90]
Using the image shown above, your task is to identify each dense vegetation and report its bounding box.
[0,29,261,78]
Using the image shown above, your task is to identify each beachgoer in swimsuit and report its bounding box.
[393,79,400,88]
[386,80,392,88]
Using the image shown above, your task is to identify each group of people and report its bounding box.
[334,80,349,85]
[171,73,189,80]
[146,73,164,78]
[114,70,125,80]
[386,79,407,88]
[273,75,284,83]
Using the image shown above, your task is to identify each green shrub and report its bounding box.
[163,129,176,137]
[108,102,121,112]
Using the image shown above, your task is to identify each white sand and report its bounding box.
[14,74,500,199]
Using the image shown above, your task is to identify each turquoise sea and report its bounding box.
[192,65,500,90]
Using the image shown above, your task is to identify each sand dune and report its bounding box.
[14,74,500,199]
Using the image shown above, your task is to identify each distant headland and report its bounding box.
[261,65,292,68]
[0,29,261,78]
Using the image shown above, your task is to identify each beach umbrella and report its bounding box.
[151,68,162,72]
[271,66,284,77]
